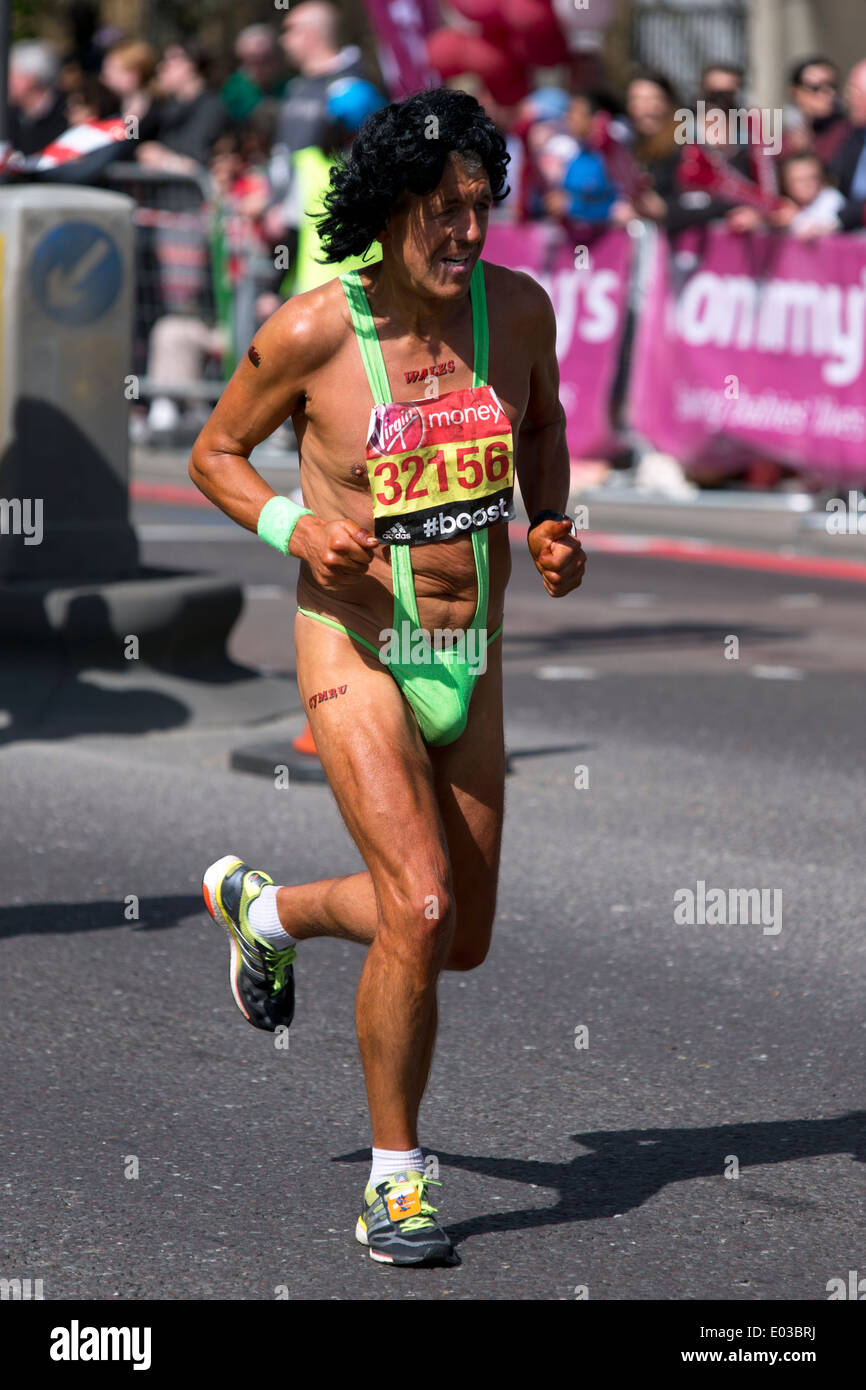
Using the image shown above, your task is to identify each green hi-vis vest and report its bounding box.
[285,145,383,297]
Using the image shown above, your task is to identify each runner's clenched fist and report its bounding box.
[528,518,587,597]
[291,515,381,590]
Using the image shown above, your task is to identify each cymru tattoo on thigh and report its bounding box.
[308,683,348,710]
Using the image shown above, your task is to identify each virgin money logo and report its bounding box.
[370,403,425,455]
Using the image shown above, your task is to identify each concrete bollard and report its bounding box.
[0,185,138,581]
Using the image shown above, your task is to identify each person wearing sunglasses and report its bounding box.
[789,56,850,165]
[699,62,744,117]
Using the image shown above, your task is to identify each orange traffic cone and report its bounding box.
[292,719,318,756]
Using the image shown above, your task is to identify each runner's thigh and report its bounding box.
[293,612,454,930]
[429,637,506,969]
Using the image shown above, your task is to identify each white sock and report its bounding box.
[247,885,298,950]
[369,1147,424,1191]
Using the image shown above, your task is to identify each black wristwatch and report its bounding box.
[528,509,573,534]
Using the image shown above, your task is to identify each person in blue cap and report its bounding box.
[325,76,385,142]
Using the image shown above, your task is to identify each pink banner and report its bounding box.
[483,222,632,459]
[630,226,866,480]
[363,0,439,98]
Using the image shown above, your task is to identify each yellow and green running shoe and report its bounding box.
[355,1170,455,1266]
[202,854,295,1032]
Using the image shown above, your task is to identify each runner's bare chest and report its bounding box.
[294,270,532,498]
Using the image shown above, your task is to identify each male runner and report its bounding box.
[189,87,586,1266]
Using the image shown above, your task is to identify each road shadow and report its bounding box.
[506,742,591,762]
[503,622,802,654]
[0,582,288,746]
[332,1112,865,1244]
[0,893,203,939]
[0,659,189,747]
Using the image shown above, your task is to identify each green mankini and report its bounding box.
[298,259,515,746]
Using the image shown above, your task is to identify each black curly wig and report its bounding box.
[314,86,510,264]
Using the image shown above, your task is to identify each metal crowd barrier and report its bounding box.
[102,163,286,440]
[103,163,218,397]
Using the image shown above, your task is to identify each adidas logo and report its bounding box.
[381,522,411,541]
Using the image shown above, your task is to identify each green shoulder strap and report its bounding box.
[469,259,488,386]
[467,262,490,628]
[339,260,489,403]
[340,269,392,405]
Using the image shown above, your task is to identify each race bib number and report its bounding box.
[365,385,514,544]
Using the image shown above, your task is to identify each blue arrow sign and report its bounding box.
[30,221,123,326]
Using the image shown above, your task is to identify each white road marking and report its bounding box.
[613,592,656,607]
[750,665,805,680]
[537,665,597,681]
[588,533,653,551]
[776,593,821,607]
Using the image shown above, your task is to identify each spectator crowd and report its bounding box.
[6,3,387,440]
[7,4,385,266]
[7,4,866,449]
[511,56,866,241]
[11,10,866,247]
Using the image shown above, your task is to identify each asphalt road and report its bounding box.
[1,507,864,1301]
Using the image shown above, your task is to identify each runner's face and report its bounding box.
[386,154,492,296]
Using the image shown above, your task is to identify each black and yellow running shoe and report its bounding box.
[355,1170,455,1266]
[202,854,295,1032]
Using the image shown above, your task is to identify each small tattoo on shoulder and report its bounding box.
[248,343,262,367]
[308,684,348,710]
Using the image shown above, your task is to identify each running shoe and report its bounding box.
[355,1170,455,1265]
[202,854,295,1032]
